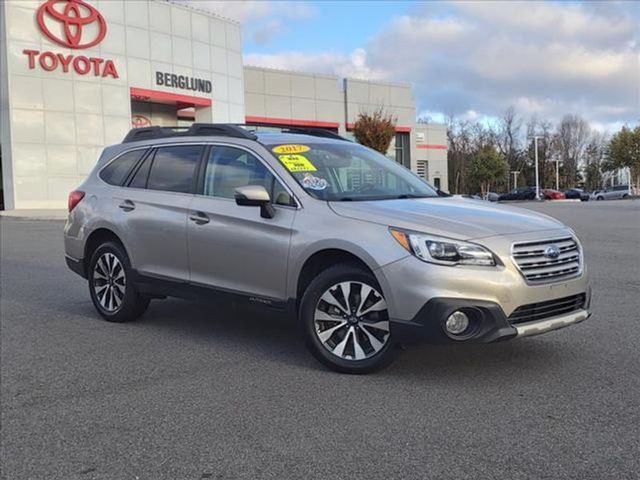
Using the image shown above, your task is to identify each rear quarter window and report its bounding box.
[100,150,146,186]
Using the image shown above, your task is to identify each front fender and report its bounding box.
[286,236,410,317]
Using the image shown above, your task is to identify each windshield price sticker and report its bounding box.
[279,154,317,172]
[273,144,311,154]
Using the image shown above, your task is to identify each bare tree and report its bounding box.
[539,120,556,188]
[446,116,472,194]
[555,114,591,187]
[496,107,523,174]
[447,115,506,194]
[584,132,608,191]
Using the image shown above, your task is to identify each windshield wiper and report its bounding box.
[338,194,431,201]
[395,194,432,199]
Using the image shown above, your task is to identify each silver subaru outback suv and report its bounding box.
[64,124,591,373]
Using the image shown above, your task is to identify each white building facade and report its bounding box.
[1,0,244,210]
[1,0,447,210]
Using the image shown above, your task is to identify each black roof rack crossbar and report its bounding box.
[122,123,258,143]
[278,127,349,141]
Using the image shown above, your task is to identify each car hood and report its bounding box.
[328,197,566,240]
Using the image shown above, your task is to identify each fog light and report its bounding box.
[445,311,469,335]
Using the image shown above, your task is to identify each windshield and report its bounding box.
[265,141,438,201]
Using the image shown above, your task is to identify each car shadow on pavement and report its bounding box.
[129,297,316,367]
[107,297,585,379]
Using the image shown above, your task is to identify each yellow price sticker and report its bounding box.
[272,144,311,154]
[279,154,317,172]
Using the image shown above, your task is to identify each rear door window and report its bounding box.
[100,149,147,186]
[147,145,203,194]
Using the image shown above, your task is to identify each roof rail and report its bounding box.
[122,123,258,143]
[279,127,350,141]
[241,124,350,141]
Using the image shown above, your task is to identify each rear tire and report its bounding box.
[88,241,150,323]
[299,264,397,374]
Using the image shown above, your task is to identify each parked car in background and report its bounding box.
[542,189,566,200]
[469,192,500,202]
[590,185,630,201]
[498,187,537,201]
[563,188,590,201]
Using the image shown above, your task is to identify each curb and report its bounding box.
[0,210,67,221]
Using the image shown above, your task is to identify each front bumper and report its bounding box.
[390,291,591,343]
[390,294,591,344]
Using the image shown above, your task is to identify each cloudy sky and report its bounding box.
[185,1,639,131]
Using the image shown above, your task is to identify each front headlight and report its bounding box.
[389,228,496,266]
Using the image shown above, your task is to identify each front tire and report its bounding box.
[299,264,397,374]
[88,241,149,322]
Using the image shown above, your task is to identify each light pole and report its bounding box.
[530,136,542,200]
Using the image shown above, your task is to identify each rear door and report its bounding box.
[113,144,203,282]
[187,144,297,301]
[614,186,628,199]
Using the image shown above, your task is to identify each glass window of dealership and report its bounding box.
[0,0,448,210]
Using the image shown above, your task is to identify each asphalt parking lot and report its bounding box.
[1,200,639,480]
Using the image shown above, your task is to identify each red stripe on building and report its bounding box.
[346,122,411,133]
[417,144,448,150]
[245,116,339,129]
[130,87,212,107]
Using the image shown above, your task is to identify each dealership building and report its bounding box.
[0,0,448,210]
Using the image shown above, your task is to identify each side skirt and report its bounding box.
[131,271,294,315]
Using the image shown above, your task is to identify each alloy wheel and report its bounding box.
[314,281,390,361]
[93,252,126,312]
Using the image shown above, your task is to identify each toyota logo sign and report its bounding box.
[36,0,107,49]
[25,0,118,79]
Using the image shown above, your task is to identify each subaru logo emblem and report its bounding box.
[544,245,561,259]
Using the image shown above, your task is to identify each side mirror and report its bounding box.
[436,189,451,197]
[234,185,275,219]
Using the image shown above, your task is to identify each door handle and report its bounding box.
[189,211,210,225]
[118,200,135,212]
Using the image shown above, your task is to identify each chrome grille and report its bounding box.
[512,237,581,283]
[509,294,586,324]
